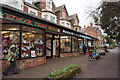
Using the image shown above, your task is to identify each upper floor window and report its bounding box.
[66,23,69,27]
[44,15,48,20]
[46,1,51,11]
[75,28,77,31]
[61,22,65,25]
[30,11,36,16]
[50,16,55,23]
[75,19,78,25]
[62,11,65,19]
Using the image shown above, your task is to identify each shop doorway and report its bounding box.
[46,34,60,58]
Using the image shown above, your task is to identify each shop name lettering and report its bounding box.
[2,12,58,31]
[5,13,32,25]
[63,30,81,37]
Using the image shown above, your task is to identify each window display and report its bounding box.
[22,26,44,58]
[61,36,71,52]
[1,24,20,59]
[72,37,78,52]
[78,39,83,51]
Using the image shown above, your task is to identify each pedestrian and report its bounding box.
[104,45,107,52]
[3,43,19,76]
[83,44,87,54]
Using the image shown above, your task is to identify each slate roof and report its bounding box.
[23,1,41,11]
[67,14,79,22]
[55,5,64,12]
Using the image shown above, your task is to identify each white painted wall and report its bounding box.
[0,0,24,10]
[42,12,57,23]
[60,20,71,29]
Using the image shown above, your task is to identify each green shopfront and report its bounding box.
[0,5,97,70]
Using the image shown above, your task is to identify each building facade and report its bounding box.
[0,0,97,71]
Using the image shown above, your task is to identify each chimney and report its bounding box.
[90,23,93,27]
[84,25,86,29]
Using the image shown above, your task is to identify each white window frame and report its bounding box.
[44,15,48,20]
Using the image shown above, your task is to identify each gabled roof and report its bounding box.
[55,4,68,16]
[23,1,41,11]
[67,14,79,22]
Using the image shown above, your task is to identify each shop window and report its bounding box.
[61,36,71,52]
[72,37,78,52]
[78,39,83,51]
[1,24,20,59]
[22,26,44,58]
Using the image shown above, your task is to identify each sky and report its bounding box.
[53,0,102,28]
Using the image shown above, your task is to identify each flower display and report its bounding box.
[47,64,79,78]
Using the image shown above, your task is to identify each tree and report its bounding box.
[87,1,120,41]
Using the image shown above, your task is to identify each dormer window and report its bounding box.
[62,11,65,19]
[75,19,77,25]
[46,1,51,11]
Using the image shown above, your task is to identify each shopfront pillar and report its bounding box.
[19,24,22,60]
[71,36,72,53]
[58,35,61,57]
[44,30,46,56]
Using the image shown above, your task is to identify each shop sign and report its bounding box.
[1,12,60,32]
[81,35,91,40]
[62,30,81,37]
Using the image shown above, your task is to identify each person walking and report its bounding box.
[83,44,87,54]
[104,45,107,52]
[3,43,18,76]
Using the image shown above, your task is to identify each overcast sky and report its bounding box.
[53,0,102,28]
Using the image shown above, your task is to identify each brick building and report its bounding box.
[0,0,97,71]
[67,14,81,31]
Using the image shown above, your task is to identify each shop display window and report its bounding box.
[61,36,71,52]
[1,24,20,59]
[78,39,83,51]
[22,26,44,58]
[72,37,78,52]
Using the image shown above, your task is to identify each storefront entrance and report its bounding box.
[46,34,60,58]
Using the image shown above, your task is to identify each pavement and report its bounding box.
[2,47,119,79]
[72,47,119,78]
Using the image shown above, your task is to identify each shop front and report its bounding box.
[1,4,97,71]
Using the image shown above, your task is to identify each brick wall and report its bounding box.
[38,12,42,18]
[23,6,28,13]
[84,27,98,39]
[2,57,46,72]
[40,2,46,10]
[52,2,55,13]
[57,8,68,19]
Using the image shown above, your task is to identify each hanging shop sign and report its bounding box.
[1,11,60,32]
[62,30,81,37]
[81,35,91,40]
